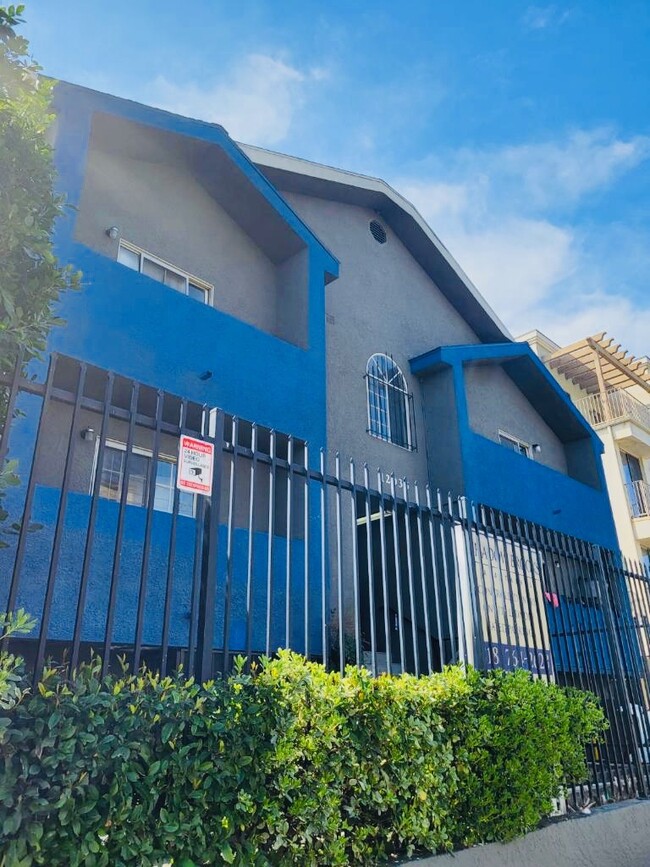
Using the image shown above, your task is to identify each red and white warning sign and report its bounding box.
[177,435,214,495]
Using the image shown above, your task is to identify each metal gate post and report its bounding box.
[593,545,648,797]
[195,408,225,683]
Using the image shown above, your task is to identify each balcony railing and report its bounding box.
[627,479,650,518]
[577,389,650,433]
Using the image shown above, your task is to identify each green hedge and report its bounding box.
[0,651,605,866]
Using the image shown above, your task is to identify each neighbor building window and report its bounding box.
[366,354,414,450]
[117,240,212,304]
[94,440,194,517]
[498,431,531,458]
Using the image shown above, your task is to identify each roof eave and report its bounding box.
[241,144,512,345]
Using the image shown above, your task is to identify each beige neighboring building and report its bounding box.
[520,331,650,570]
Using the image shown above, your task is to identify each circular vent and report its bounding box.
[369,219,387,244]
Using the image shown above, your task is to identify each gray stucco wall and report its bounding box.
[281,191,572,494]
[281,192,479,488]
[75,123,307,346]
[419,368,464,496]
[402,800,650,867]
[464,362,569,475]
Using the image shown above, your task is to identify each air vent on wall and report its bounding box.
[369,219,387,244]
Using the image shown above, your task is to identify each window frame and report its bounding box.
[117,240,213,306]
[365,353,415,451]
[497,430,532,458]
[91,438,196,517]
[621,450,645,485]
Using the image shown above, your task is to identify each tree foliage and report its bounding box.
[0,4,78,368]
[0,4,79,508]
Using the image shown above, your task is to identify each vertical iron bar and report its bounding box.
[447,495,470,665]
[469,504,497,672]
[285,435,294,649]
[34,363,86,681]
[245,424,258,669]
[377,468,392,675]
[403,479,420,676]
[363,463,377,675]
[320,448,329,669]
[573,538,634,801]
[187,495,206,677]
[494,509,530,665]
[101,381,140,677]
[425,486,445,670]
[265,430,276,657]
[303,442,310,659]
[560,533,619,801]
[457,497,484,669]
[195,408,225,682]
[535,525,603,803]
[621,555,650,794]
[506,513,544,675]
[597,546,649,797]
[437,490,458,665]
[132,388,165,673]
[161,400,187,678]
[335,452,345,673]
[6,354,58,622]
[413,482,433,674]
[498,510,534,666]
[485,508,516,656]
[390,474,406,673]
[593,547,643,800]
[222,418,239,674]
[70,370,115,673]
[349,459,362,665]
[519,519,553,681]
[616,554,650,796]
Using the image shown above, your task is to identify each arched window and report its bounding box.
[366,354,414,449]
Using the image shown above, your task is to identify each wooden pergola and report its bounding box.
[546,333,650,396]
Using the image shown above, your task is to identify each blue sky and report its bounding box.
[24,1,650,354]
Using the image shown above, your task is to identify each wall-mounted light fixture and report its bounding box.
[106,226,120,240]
[532,443,542,454]
[80,427,96,442]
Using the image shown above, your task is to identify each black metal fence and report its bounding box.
[3,353,650,805]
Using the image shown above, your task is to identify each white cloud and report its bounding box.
[430,129,650,213]
[399,181,475,224]
[395,130,650,355]
[148,54,326,146]
[522,5,572,31]
[495,130,650,209]
[533,292,650,354]
[442,218,576,324]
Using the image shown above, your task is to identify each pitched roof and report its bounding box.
[241,144,512,345]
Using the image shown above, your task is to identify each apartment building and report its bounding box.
[0,82,620,670]
[523,330,650,571]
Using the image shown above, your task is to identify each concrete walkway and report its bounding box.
[399,800,650,867]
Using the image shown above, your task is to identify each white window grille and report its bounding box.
[94,440,195,517]
[366,354,415,450]
[117,240,212,305]
[498,431,531,458]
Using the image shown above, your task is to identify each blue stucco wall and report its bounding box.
[412,343,619,548]
[0,485,322,656]
[0,390,323,655]
[46,82,338,452]
[462,432,618,547]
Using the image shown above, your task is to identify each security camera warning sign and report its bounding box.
[177,435,214,495]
